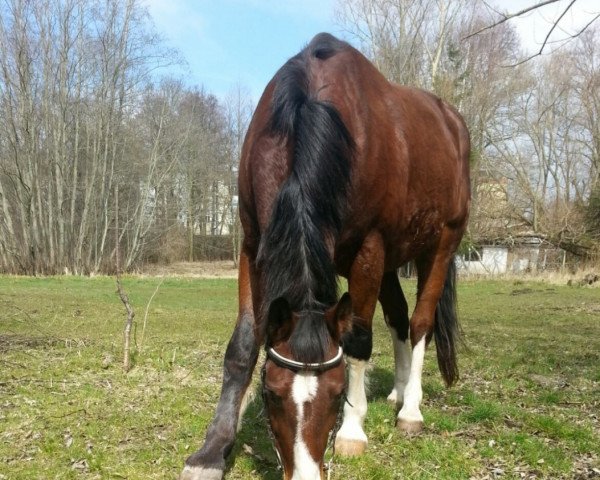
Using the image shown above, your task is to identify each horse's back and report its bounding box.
[305,40,470,208]
[378,88,471,267]
[239,33,470,269]
[308,43,471,269]
[382,85,471,224]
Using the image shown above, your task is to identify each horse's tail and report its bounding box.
[434,259,462,387]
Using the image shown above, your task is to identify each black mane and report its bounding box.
[257,34,353,363]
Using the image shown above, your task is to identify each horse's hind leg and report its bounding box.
[397,228,460,434]
[181,251,261,480]
[335,233,385,456]
[378,271,411,407]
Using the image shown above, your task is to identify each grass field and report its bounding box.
[1,275,599,479]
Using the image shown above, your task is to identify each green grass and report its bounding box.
[1,276,599,479]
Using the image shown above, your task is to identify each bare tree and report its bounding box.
[484,41,596,253]
[466,0,600,65]
[336,0,470,88]
[128,82,237,265]
[224,84,253,266]
[0,0,179,274]
[571,27,600,245]
[335,0,599,257]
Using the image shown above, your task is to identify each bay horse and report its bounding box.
[181,33,470,480]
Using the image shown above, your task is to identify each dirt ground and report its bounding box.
[139,260,239,278]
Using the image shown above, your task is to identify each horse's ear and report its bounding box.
[328,292,353,340]
[267,297,293,345]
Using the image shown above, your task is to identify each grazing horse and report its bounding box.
[181,33,470,480]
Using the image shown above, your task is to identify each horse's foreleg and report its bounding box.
[335,233,384,457]
[397,229,458,434]
[181,252,260,480]
[378,271,411,406]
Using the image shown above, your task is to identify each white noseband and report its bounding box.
[267,346,344,371]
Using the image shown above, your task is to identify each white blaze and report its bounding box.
[291,372,321,480]
[292,371,318,405]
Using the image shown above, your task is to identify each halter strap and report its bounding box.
[267,345,344,372]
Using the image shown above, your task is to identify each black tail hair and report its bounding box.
[258,34,353,363]
[434,260,462,386]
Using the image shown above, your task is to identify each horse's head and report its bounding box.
[262,293,353,480]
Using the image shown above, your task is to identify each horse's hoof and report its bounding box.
[180,465,223,480]
[335,437,367,456]
[396,418,424,435]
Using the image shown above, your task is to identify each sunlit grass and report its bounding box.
[1,275,599,478]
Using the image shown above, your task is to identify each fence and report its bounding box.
[457,245,597,276]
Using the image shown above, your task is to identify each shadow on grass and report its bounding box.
[367,365,395,402]
[226,385,281,479]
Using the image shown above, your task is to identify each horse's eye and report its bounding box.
[328,383,346,399]
[264,387,283,406]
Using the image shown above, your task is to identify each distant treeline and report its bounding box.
[1,0,599,275]
[0,0,252,274]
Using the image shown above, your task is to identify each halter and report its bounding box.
[262,345,347,478]
[266,345,344,371]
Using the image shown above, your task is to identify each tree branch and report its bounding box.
[503,0,577,66]
[139,277,164,350]
[114,182,135,373]
[116,274,135,373]
[462,0,564,40]
[464,0,563,40]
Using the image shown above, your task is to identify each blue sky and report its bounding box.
[144,0,343,102]
[144,0,599,103]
